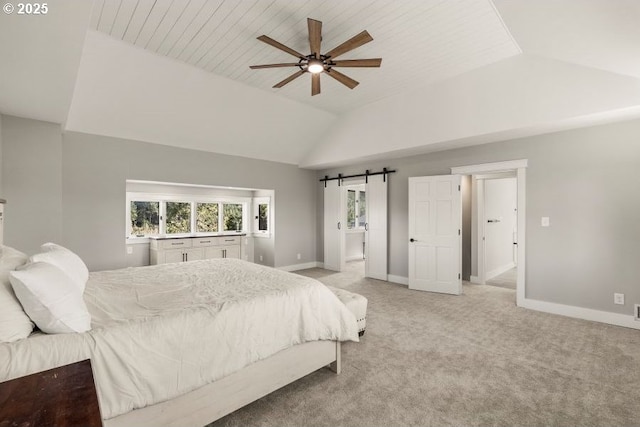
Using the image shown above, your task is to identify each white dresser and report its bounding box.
[149,234,244,265]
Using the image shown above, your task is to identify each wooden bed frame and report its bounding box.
[104,340,341,427]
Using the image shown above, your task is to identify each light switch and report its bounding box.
[541,217,550,227]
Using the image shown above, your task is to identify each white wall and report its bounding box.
[302,54,640,169]
[484,177,517,279]
[346,232,365,261]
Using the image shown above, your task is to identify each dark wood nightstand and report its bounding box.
[0,359,102,427]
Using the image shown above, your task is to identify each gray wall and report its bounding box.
[61,132,317,271]
[317,118,640,316]
[1,115,318,271]
[1,115,63,255]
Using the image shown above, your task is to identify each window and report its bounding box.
[196,203,218,233]
[347,190,356,229]
[166,202,191,234]
[127,192,250,240]
[347,188,366,230]
[253,197,270,236]
[223,204,243,231]
[130,201,160,237]
[258,204,268,231]
[358,191,366,228]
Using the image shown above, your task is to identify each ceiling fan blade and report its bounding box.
[324,30,373,60]
[331,58,382,68]
[325,69,359,89]
[250,63,300,69]
[308,18,322,59]
[257,35,306,59]
[311,73,321,96]
[273,70,306,88]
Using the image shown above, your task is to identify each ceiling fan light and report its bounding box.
[307,61,324,74]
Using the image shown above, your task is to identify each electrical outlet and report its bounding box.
[614,293,625,305]
[541,217,550,227]
[259,255,263,262]
[126,246,133,255]
[297,253,301,260]
[635,304,640,321]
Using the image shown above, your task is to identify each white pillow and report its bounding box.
[30,242,88,292]
[9,262,91,334]
[0,246,34,342]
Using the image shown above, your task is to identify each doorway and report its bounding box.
[323,174,388,280]
[475,173,518,289]
[345,183,366,277]
[452,160,527,305]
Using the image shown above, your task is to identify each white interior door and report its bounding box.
[323,180,345,272]
[408,175,462,295]
[365,174,387,280]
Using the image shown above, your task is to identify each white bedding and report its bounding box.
[0,259,359,419]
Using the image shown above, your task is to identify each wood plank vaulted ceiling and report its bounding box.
[90,0,521,114]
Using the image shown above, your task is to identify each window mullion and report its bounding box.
[219,202,224,234]
[160,201,166,235]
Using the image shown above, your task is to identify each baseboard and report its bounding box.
[520,298,640,330]
[470,275,483,284]
[388,275,408,286]
[486,262,515,281]
[277,262,321,272]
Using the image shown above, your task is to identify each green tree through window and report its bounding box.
[197,203,219,232]
[258,204,268,231]
[130,201,159,236]
[166,202,191,234]
[347,190,356,229]
[223,204,243,231]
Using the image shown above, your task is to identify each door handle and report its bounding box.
[364,223,369,231]
[337,222,341,230]
[410,238,417,242]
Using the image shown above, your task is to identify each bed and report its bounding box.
[0,251,359,426]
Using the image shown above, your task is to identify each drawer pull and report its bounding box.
[224,239,235,242]
[171,242,184,246]
[200,240,211,244]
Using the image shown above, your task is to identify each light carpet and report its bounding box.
[210,266,640,427]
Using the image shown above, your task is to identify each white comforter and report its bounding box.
[0,259,359,419]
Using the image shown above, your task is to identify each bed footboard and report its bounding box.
[104,340,341,427]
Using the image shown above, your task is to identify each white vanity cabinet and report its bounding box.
[150,235,243,265]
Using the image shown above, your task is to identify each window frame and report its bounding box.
[252,197,271,238]
[346,189,366,231]
[126,192,250,243]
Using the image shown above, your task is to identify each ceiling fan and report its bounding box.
[250,18,382,96]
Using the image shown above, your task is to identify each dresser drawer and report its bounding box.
[160,238,193,249]
[218,236,241,246]
[192,237,217,247]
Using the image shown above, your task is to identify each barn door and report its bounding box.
[365,174,387,280]
[323,180,345,272]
